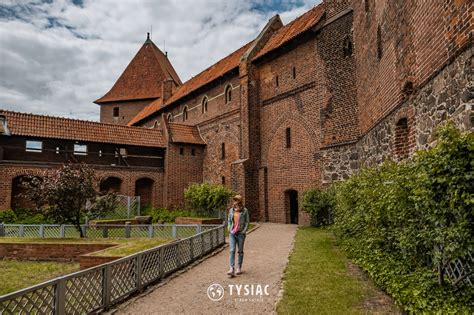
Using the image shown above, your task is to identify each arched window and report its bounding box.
[225,85,232,104]
[182,106,188,122]
[153,120,159,128]
[202,96,208,113]
[275,75,279,87]
[167,113,173,122]
[394,118,409,160]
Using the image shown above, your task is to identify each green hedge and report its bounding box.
[142,208,213,223]
[0,208,53,224]
[332,123,473,313]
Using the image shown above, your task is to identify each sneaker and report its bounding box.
[227,267,234,276]
[236,267,242,275]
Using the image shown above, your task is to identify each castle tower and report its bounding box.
[95,33,182,125]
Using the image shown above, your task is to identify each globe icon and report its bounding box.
[207,283,224,301]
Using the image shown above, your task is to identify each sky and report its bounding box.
[0,0,320,121]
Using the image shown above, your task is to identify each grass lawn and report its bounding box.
[0,260,79,296]
[277,227,398,315]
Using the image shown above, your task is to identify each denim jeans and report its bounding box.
[229,232,246,268]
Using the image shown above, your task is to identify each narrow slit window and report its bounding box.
[276,75,279,86]
[191,148,196,156]
[225,85,232,104]
[182,106,188,122]
[202,97,208,113]
[180,147,184,155]
[222,176,226,185]
[286,128,291,148]
[221,143,225,160]
[292,67,296,79]
[113,107,119,117]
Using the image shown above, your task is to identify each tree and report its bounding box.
[22,163,98,237]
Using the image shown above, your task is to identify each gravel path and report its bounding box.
[116,223,297,315]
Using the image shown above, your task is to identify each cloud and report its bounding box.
[0,0,319,121]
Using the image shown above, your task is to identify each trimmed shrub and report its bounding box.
[332,123,473,313]
[302,187,335,227]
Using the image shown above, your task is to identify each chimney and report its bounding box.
[162,78,174,103]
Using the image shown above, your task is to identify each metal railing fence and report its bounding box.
[0,223,220,240]
[0,224,225,314]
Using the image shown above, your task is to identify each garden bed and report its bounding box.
[175,217,223,225]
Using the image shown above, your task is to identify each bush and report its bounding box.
[302,187,335,227]
[0,208,53,224]
[332,123,473,313]
[0,209,17,223]
[184,183,234,217]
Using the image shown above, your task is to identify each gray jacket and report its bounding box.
[227,207,250,234]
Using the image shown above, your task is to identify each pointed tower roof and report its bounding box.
[95,33,182,104]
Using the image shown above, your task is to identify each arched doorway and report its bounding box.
[11,175,41,210]
[285,190,298,224]
[100,177,122,194]
[135,178,154,208]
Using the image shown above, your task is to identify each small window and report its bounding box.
[364,0,369,12]
[222,176,226,185]
[276,75,279,86]
[167,113,173,122]
[74,144,87,156]
[153,120,159,128]
[191,148,196,156]
[55,147,60,154]
[180,147,184,155]
[26,140,42,153]
[292,67,296,79]
[119,148,127,157]
[221,143,225,160]
[182,106,188,122]
[99,150,102,157]
[225,85,232,104]
[113,107,119,117]
[286,128,291,148]
[202,96,208,113]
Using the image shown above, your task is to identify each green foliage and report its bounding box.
[0,209,53,224]
[184,183,234,216]
[86,193,120,219]
[22,164,98,237]
[302,187,335,227]
[332,123,474,313]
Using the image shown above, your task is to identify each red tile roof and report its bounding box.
[128,41,254,126]
[127,4,325,126]
[0,109,166,148]
[253,4,325,60]
[95,37,182,104]
[168,123,205,145]
[127,98,163,126]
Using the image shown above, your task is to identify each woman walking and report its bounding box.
[227,194,250,277]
